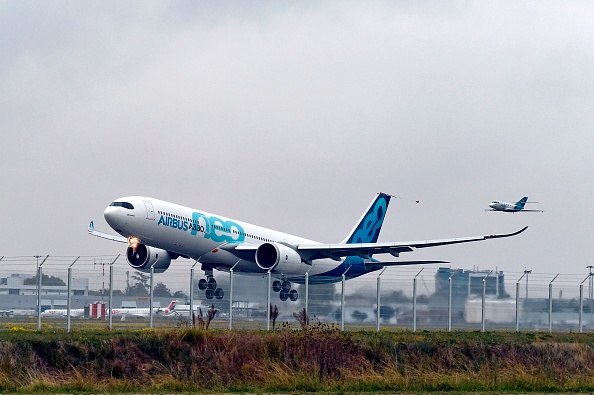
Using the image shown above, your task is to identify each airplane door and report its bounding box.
[143,200,155,220]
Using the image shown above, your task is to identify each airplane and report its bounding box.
[40,308,84,318]
[110,305,164,320]
[89,192,527,302]
[486,197,544,212]
[161,300,199,317]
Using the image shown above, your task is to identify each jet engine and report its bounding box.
[126,244,172,273]
[255,242,302,273]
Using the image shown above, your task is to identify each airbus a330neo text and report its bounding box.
[89,193,527,301]
[486,196,544,212]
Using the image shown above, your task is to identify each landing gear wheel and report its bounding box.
[281,280,291,291]
[215,288,224,300]
[289,289,298,301]
[198,278,207,290]
[272,280,282,292]
[205,288,214,299]
[279,290,289,301]
[207,277,217,290]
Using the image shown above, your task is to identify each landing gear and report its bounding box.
[273,279,298,301]
[199,269,224,300]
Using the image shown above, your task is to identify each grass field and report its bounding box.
[1,322,594,393]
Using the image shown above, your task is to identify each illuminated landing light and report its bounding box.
[128,236,140,252]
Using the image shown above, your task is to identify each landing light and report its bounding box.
[128,236,140,252]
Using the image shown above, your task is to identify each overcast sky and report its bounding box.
[1,1,593,284]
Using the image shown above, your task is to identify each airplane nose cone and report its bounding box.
[104,206,121,230]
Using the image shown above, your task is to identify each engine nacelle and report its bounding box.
[255,242,302,272]
[126,244,172,273]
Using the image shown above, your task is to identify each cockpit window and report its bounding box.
[110,201,134,209]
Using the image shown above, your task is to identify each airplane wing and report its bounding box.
[233,226,528,263]
[88,221,127,243]
[519,210,544,212]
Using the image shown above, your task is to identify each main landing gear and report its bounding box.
[272,279,298,301]
[198,270,224,300]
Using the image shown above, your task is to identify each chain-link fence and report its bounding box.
[0,255,592,333]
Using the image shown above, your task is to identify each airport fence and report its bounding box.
[0,255,593,333]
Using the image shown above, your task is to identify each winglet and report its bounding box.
[89,221,94,231]
[485,226,528,239]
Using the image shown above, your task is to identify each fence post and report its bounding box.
[305,263,316,318]
[66,257,80,333]
[413,268,424,332]
[229,260,240,330]
[149,261,157,329]
[341,266,352,331]
[108,254,120,331]
[36,255,49,331]
[376,267,387,332]
[548,274,559,333]
[580,275,589,332]
[109,264,114,329]
[481,270,493,332]
[266,270,271,331]
[189,260,201,327]
[515,271,528,332]
[448,269,460,332]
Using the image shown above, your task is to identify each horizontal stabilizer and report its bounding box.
[365,260,449,267]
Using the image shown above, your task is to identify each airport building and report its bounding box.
[435,267,507,297]
[0,273,89,296]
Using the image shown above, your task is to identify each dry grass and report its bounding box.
[1,327,594,392]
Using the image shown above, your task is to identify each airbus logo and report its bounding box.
[157,212,245,244]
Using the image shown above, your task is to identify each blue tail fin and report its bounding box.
[341,193,391,244]
[514,197,528,210]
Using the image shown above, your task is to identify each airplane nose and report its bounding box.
[104,206,121,229]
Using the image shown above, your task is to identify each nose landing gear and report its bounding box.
[272,279,298,301]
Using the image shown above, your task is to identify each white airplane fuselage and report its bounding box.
[41,309,84,318]
[488,201,520,212]
[110,307,161,318]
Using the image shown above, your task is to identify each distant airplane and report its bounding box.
[486,197,544,212]
[110,305,164,320]
[89,192,527,302]
[162,300,200,317]
[41,308,84,318]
